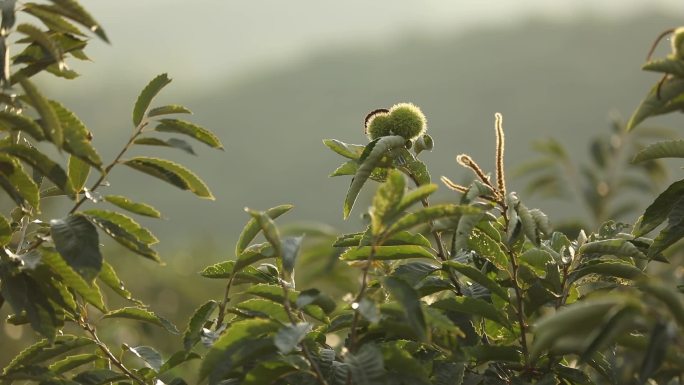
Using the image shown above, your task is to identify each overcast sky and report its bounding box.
[69,1,684,91]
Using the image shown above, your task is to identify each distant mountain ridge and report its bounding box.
[52,13,681,253]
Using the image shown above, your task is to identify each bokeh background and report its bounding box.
[3,0,684,371]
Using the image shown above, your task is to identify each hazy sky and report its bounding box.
[74,1,683,92]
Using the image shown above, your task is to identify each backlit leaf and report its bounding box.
[148,104,192,117]
[183,300,217,351]
[124,156,213,199]
[133,136,196,155]
[155,119,223,149]
[46,0,108,42]
[443,261,509,300]
[340,245,435,261]
[635,179,684,237]
[83,209,158,245]
[0,111,44,140]
[19,77,62,147]
[40,249,105,312]
[133,73,171,126]
[67,154,89,192]
[633,139,684,163]
[104,195,161,218]
[102,307,179,334]
[49,100,101,168]
[345,135,407,219]
[236,204,292,255]
[199,261,234,279]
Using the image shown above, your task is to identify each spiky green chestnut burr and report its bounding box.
[672,27,684,59]
[387,103,427,141]
[365,109,392,140]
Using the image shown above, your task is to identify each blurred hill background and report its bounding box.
[3,0,684,368]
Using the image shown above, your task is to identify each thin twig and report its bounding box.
[69,121,148,214]
[457,154,495,191]
[214,274,235,330]
[80,321,147,385]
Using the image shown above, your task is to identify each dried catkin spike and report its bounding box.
[456,154,494,190]
[495,112,506,197]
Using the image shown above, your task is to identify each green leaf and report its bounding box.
[155,119,223,149]
[72,369,128,385]
[242,360,298,385]
[125,345,162,372]
[236,204,293,255]
[0,153,40,210]
[401,158,431,185]
[638,280,684,326]
[16,23,63,65]
[396,183,437,212]
[642,57,684,77]
[103,195,161,218]
[370,169,405,235]
[0,213,11,246]
[633,139,684,163]
[651,209,684,257]
[627,77,684,131]
[274,322,311,354]
[49,100,102,168]
[133,73,171,126]
[384,277,427,341]
[281,235,302,279]
[0,111,45,140]
[102,307,179,334]
[183,300,218,351]
[0,272,59,341]
[529,296,637,362]
[49,353,99,374]
[569,261,645,283]
[2,335,94,374]
[98,261,137,303]
[467,228,509,272]
[322,139,364,159]
[635,179,684,237]
[431,297,510,328]
[83,209,159,261]
[22,4,84,36]
[148,104,192,117]
[344,135,407,219]
[123,156,213,199]
[199,261,234,279]
[199,319,279,383]
[159,351,200,374]
[345,344,386,385]
[50,214,102,282]
[638,323,669,383]
[133,136,196,155]
[235,243,275,272]
[443,261,509,300]
[245,208,283,260]
[67,154,89,192]
[45,0,108,42]
[234,298,289,322]
[40,249,105,312]
[381,341,432,385]
[579,239,647,260]
[386,204,480,236]
[19,77,62,147]
[462,345,521,363]
[340,245,435,261]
